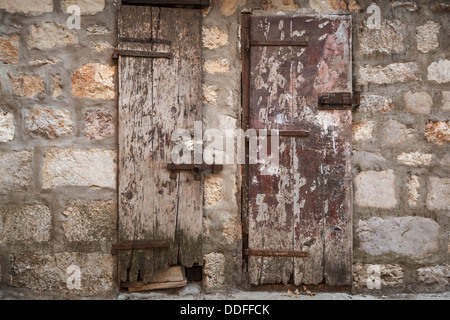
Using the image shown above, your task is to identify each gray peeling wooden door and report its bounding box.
[117,5,202,285]
[242,14,353,286]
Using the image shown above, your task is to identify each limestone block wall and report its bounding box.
[0,0,448,297]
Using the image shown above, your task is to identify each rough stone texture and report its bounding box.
[42,148,116,189]
[417,264,450,285]
[91,42,113,52]
[353,263,404,290]
[0,0,53,15]
[28,22,78,50]
[219,0,246,16]
[360,21,404,55]
[427,59,450,84]
[202,84,218,105]
[425,121,450,145]
[397,151,433,166]
[203,252,225,288]
[0,109,15,142]
[83,108,114,140]
[8,74,44,98]
[52,74,62,99]
[204,175,223,207]
[25,107,73,139]
[427,177,450,210]
[10,252,113,295]
[416,21,441,53]
[61,0,105,15]
[442,91,450,111]
[358,62,419,85]
[353,121,374,141]
[359,94,393,113]
[0,150,33,193]
[0,34,19,64]
[62,200,116,242]
[404,91,433,114]
[352,151,387,171]
[266,0,298,11]
[354,170,397,209]
[384,120,412,145]
[357,216,440,259]
[309,0,347,12]
[202,26,228,50]
[71,63,115,100]
[203,59,230,74]
[0,204,51,243]
[407,174,420,207]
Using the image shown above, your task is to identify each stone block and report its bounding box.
[360,20,404,54]
[404,91,433,114]
[0,0,53,15]
[427,177,450,210]
[0,34,19,64]
[202,26,228,50]
[0,203,51,243]
[61,0,105,15]
[71,63,115,100]
[25,107,73,139]
[42,148,116,189]
[83,108,114,140]
[416,21,440,53]
[354,170,397,209]
[417,264,450,285]
[425,121,450,145]
[8,74,44,98]
[28,22,78,50]
[427,59,450,84]
[0,150,33,193]
[357,216,440,259]
[203,252,225,288]
[358,62,419,85]
[0,109,14,142]
[353,263,404,289]
[10,252,114,295]
[397,151,433,166]
[62,200,116,242]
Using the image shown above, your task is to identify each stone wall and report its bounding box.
[0,0,118,297]
[0,0,448,297]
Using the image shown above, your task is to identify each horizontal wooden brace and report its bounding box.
[111,240,170,255]
[122,0,210,7]
[112,49,172,59]
[244,249,308,258]
[249,38,309,48]
[118,37,171,45]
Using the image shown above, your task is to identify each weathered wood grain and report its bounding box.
[245,15,352,286]
[118,5,203,285]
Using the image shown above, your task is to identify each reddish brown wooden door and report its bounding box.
[242,14,353,286]
[117,5,203,285]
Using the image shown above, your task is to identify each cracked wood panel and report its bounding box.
[118,5,202,284]
[246,15,352,286]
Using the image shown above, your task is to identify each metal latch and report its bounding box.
[318,91,360,110]
[167,163,223,180]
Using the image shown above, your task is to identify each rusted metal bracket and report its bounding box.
[248,130,310,138]
[246,38,309,52]
[122,0,210,7]
[111,240,170,255]
[318,91,360,110]
[112,49,172,60]
[244,249,308,258]
[167,163,223,180]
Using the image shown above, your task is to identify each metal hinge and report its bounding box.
[167,163,223,180]
[318,91,360,110]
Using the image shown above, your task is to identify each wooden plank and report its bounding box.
[118,5,203,285]
[123,0,210,6]
[127,280,188,292]
[245,15,353,286]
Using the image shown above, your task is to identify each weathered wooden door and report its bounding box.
[242,14,353,286]
[117,5,203,286]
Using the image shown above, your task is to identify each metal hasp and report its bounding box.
[166,163,223,180]
[111,240,170,255]
[244,249,309,258]
[122,0,210,6]
[318,92,360,110]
